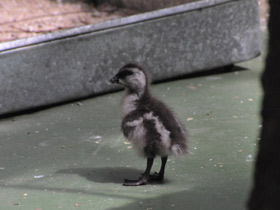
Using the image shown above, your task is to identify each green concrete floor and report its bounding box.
[0,53,264,209]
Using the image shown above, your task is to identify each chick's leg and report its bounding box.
[123,157,154,186]
[149,156,167,182]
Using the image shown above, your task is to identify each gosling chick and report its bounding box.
[110,63,188,186]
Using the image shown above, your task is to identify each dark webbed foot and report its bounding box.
[149,172,164,182]
[122,157,168,186]
[149,156,167,182]
[123,177,148,186]
[123,158,154,186]
[123,172,164,186]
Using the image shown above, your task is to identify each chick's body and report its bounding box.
[110,63,188,186]
[121,90,187,158]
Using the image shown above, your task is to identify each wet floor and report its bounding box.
[0,49,264,209]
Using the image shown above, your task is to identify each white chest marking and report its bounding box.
[122,93,139,116]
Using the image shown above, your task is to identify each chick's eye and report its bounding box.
[118,70,133,78]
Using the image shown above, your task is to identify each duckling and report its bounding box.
[110,63,188,186]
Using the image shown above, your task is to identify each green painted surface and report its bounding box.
[0,53,263,209]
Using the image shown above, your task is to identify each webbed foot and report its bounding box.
[148,172,164,182]
[123,177,148,186]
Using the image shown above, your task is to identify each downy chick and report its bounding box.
[110,63,188,186]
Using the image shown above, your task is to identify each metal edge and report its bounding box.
[0,0,236,53]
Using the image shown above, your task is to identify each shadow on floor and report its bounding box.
[57,167,144,184]
[0,168,146,201]
[109,190,192,210]
[57,167,171,184]
[109,190,246,210]
[109,184,248,210]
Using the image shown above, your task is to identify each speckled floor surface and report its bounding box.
[0,49,264,209]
